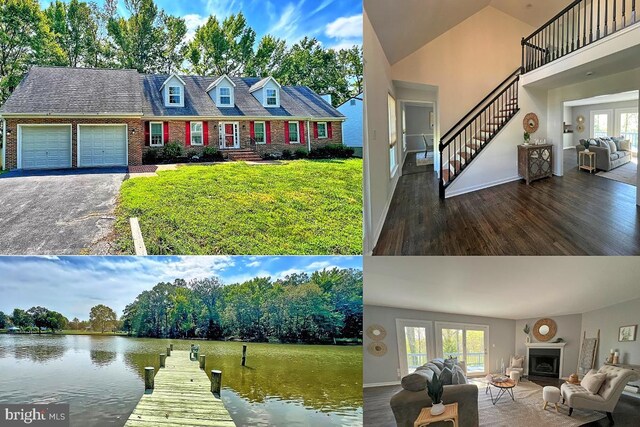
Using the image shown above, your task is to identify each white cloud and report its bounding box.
[246,260,261,267]
[325,14,362,39]
[306,260,331,270]
[183,14,209,42]
[206,0,243,19]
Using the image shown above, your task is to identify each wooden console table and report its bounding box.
[518,144,553,185]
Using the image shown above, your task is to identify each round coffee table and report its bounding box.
[488,378,516,405]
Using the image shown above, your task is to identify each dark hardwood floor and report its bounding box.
[363,379,640,427]
[373,150,640,255]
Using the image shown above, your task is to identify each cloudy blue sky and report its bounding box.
[0,256,362,320]
[39,0,363,50]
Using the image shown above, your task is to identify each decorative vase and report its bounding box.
[431,401,445,416]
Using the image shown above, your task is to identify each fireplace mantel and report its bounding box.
[526,343,566,377]
[526,342,566,348]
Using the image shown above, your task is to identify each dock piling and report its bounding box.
[242,344,247,366]
[159,353,166,368]
[211,369,222,394]
[170,344,174,351]
[199,354,206,369]
[166,346,171,356]
[144,367,155,390]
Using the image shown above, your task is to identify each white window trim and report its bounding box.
[288,121,300,144]
[434,321,490,377]
[190,121,203,146]
[167,86,182,106]
[150,121,164,147]
[396,319,435,378]
[388,93,398,178]
[218,87,232,106]
[317,121,328,139]
[589,109,613,138]
[254,121,266,144]
[265,88,279,107]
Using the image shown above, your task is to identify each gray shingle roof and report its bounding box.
[0,66,344,119]
[0,66,143,114]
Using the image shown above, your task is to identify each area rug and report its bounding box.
[468,379,605,426]
[596,160,637,186]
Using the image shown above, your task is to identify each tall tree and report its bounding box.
[244,35,286,77]
[186,13,256,76]
[11,308,32,329]
[338,46,363,100]
[0,311,6,329]
[0,0,63,102]
[27,306,51,333]
[45,0,97,67]
[158,14,187,74]
[89,304,117,333]
[107,0,164,72]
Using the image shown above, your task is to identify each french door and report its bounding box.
[396,319,434,377]
[435,322,489,376]
[219,122,239,149]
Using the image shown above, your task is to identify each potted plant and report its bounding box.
[581,139,590,152]
[523,132,530,145]
[427,371,445,416]
[523,324,531,343]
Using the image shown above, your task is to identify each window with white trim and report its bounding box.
[317,122,328,139]
[219,87,231,106]
[388,93,398,176]
[150,122,164,146]
[168,86,182,105]
[288,121,299,143]
[254,121,266,144]
[266,89,277,106]
[191,121,203,145]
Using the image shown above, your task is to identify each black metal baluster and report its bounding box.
[605,0,609,36]
[633,0,636,24]
[613,0,617,31]
[577,2,581,48]
[623,0,626,27]
[591,0,595,41]
[566,11,570,54]
[571,6,575,52]
[584,0,588,45]
[597,0,601,39]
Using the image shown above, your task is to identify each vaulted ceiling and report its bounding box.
[365,0,576,64]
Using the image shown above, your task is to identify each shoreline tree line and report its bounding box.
[0,268,363,344]
[0,0,363,106]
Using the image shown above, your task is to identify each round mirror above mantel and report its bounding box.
[533,318,557,342]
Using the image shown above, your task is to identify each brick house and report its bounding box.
[0,67,345,170]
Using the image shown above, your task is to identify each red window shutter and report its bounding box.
[327,122,333,139]
[144,121,150,146]
[185,122,191,146]
[313,122,318,139]
[266,121,271,144]
[250,121,255,140]
[163,122,169,143]
[203,122,209,146]
[299,121,305,144]
[284,121,290,144]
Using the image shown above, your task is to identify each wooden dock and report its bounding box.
[125,350,235,427]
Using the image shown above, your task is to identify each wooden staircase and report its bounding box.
[439,69,521,198]
[226,148,263,162]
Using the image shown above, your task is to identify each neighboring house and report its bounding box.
[0,67,345,170]
[337,94,363,157]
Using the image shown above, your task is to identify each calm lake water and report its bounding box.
[0,335,362,426]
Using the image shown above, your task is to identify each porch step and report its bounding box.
[226,149,263,162]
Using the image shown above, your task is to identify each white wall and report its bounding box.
[337,98,363,148]
[405,105,434,152]
[515,314,583,378]
[364,304,516,386]
[363,11,399,254]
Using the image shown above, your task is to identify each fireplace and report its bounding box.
[529,348,561,378]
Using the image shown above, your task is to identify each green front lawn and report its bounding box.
[115,159,362,254]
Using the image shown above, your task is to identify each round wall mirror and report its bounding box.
[533,318,557,342]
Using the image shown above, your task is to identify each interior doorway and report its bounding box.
[400,101,436,176]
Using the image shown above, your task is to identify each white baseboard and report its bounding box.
[370,155,404,252]
[446,175,521,198]
[363,381,401,388]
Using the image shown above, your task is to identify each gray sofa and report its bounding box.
[575,136,632,171]
[390,359,479,427]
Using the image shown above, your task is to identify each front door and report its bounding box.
[219,122,239,149]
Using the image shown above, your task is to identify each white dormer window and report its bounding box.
[219,87,231,106]
[161,74,186,108]
[266,89,278,106]
[168,86,182,105]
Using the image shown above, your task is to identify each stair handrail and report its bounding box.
[522,0,583,43]
[440,68,521,150]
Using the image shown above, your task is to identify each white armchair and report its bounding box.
[506,355,525,376]
[561,365,637,424]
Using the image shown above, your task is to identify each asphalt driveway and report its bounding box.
[0,168,127,255]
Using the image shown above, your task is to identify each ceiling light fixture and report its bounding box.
[586,71,594,76]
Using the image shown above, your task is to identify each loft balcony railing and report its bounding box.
[522,0,638,73]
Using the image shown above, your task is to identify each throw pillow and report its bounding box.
[425,362,442,377]
[621,139,631,151]
[588,138,598,146]
[511,356,523,368]
[440,366,453,385]
[431,359,445,371]
[581,370,606,394]
[452,365,467,384]
[444,357,458,370]
[401,369,432,392]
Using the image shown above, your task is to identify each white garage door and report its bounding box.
[78,125,128,167]
[21,126,72,169]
